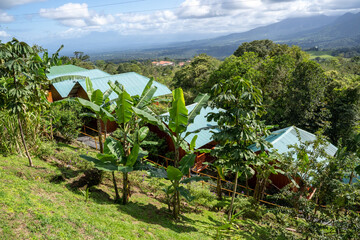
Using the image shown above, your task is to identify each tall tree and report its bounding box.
[0,38,62,166]
[207,76,270,220]
[172,54,220,102]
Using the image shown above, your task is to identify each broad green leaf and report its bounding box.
[85,77,94,97]
[76,97,100,113]
[96,153,117,164]
[178,186,195,202]
[116,90,133,124]
[132,107,168,132]
[104,137,124,160]
[138,126,149,142]
[91,89,104,106]
[179,138,190,152]
[190,135,197,150]
[103,88,113,101]
[108,80,123,96]
[148,167,167,178]
[188,93,210,125]
[136,85,157,109]
[216,166,225,180]
[126,143,139,167]
[179,154,196,175]
[169,88,188,134]
[167,166,183,181]
[141,77,154,96]
[80,155,118,172]
[99,107,115,122]
[118,166,133,173]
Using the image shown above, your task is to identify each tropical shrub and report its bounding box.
[51,101,83,142]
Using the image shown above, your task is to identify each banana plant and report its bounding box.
[133,87,210,219]
[80,129,149,202]
[101,78,159,204]
[74,77,115,153]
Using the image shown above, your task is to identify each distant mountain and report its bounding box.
[281,12,360,48]
[92,12,360,60]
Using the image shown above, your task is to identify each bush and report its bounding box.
[188,182,217,208]
[35,141,55,160]
[51,101,83,142]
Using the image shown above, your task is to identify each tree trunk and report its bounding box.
[122,172,130,205]
[96,117,103,153]
[172,143,181,219]
[18,115,33,167]
[216,171,223,200]
[228,171,238,221]
[349,171,354,185]
[173,180,180,219]
[253,177,261,202]
[245,172,250,197]
[112,171,120,202]
[104,120,107,141]
[50,117,54,140]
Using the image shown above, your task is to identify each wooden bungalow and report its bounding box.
[150,104,222,170]
[248,126,338,190]
[46,65,172,132]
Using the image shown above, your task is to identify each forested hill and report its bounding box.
[92,12,360,61]
[282,12,360,48]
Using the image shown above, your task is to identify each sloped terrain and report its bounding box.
[0,143,222,240]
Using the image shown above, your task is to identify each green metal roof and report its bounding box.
[183,104,221,149]
[249,126,338,159]
[52,80,77,98]
[88,72,172,99]
[47,65,87,78]
[162,104,221,149]
[48,65,171,99]
[48,69,110,80]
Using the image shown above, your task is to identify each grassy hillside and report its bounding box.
[0,142,222,240]
[307,50,336,60]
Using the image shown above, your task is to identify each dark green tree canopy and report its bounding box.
[172,54,220,102]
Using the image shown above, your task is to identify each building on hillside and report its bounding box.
[47,65,172,132]
[149,104,222,170]
[248,126,338,190]
[151,61,175,66]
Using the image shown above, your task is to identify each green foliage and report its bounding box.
[188,182,217,208]
[234,39,290,59]
[133,88,210,218]
[50,101,83,142]
[0,110,42,154]
[0,154,219,239]
[172,54,221,102]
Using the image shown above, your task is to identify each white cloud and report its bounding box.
[0,11,14,22]
[40,3,115,28]
[87,14,115,26]
[40,3,90,20]
[0,0,44,9]
[0,30,9,37]
[44,0,360,40]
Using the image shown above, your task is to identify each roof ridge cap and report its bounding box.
[271,126,294,145]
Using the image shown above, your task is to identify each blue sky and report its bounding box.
[1,0,360,54]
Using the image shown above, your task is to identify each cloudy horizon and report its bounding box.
[1,0,360,54]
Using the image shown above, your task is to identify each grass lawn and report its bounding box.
[307,50,336,60]
[0,143,223,240]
